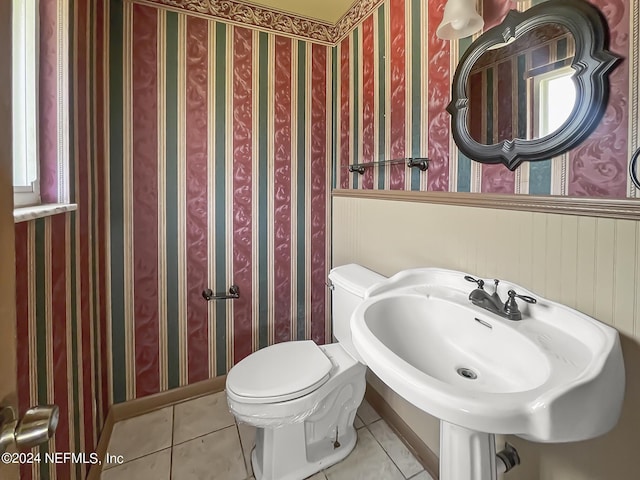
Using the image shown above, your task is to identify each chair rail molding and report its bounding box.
[332,189,640,221]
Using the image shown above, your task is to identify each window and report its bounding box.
[12,0,40,208]
[535,66,577,138]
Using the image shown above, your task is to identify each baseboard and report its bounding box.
[87,375,227,480]
[109,376,227,423]
[365,383,439,480]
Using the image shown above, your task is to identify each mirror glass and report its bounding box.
[447,0,620,171]
[466,23,576,145]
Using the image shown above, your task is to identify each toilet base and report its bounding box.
[251,423,357,480]
[229,344,366,480]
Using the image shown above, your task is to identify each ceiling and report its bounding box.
[245,0,358,24]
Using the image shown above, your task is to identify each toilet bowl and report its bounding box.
[226,264,385,480]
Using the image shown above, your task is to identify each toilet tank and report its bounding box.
[329,264,386,361]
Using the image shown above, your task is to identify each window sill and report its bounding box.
[14,203,77,223]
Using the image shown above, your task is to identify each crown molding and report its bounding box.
[133,0,384,45]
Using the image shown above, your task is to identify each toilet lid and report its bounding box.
[226,340,333,403]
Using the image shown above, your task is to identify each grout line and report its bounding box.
[171,404,176,446]
[235,421,250,479]
[170,405,176,479]
[169,447,174,480]
[107,407,175,467]
[367,417,425,480]
[408,472,429,480]
[365,420,411,479]
[172,423,237,447]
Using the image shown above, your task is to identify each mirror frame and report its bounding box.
[447,0,620,171]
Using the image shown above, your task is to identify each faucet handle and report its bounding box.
[507,290,537,304]
[464,276,485,289]
[504,290,537,320]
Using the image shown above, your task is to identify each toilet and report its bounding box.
[226,264,385,480]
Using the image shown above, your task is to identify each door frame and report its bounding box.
[0,1,20,478]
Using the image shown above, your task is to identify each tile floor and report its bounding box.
[101,391,435,480]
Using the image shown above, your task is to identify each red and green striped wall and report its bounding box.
[107,1,332,403]
[16,215,97,480]
[336,0,439,191]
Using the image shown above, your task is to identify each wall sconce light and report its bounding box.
[0,405,59,453]
[436,0,484,40]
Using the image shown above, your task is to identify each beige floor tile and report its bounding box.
[368,419,423,478]
[101,448,171,480]
[237,421,256,476]
[106,406,173,465]
[172,425,246,480]
[356,399,381,426]
[408,470,436,480]
[173,391,235,445]
[324,428,404,480]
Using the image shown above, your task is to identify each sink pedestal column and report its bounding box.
[440,422,497,480]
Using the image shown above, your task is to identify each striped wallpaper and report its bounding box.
[336,0,452,191]
[107,1,332,403]
[335,0,634,197]
[13,3,638,478]
[14,0,107,479]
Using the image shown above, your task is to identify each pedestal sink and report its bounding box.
[351,268,625,480]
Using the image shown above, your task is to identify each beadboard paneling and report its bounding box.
[333,195,639,334]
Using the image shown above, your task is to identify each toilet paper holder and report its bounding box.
[202,285,240,301]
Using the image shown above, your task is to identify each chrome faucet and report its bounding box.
[464,276,536,321]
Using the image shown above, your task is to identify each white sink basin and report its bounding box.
[351,268,625,443]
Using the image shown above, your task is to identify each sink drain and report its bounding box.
[456,367,478,380]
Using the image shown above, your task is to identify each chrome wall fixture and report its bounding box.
[347,157,429,175]
[202,285,240,301]
[0,405,59,453]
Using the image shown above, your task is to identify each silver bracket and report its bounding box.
[202,285,240,301]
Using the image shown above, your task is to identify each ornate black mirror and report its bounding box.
[447,0,620,171]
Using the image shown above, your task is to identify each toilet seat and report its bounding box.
[226,340,333,404]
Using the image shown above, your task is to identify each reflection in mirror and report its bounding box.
[466,23,576,145]
[535,66,576,137]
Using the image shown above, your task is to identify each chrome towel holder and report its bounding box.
[202,285,240,301]
[347,157,429,175]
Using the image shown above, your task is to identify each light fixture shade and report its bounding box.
[436,0,484,40]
